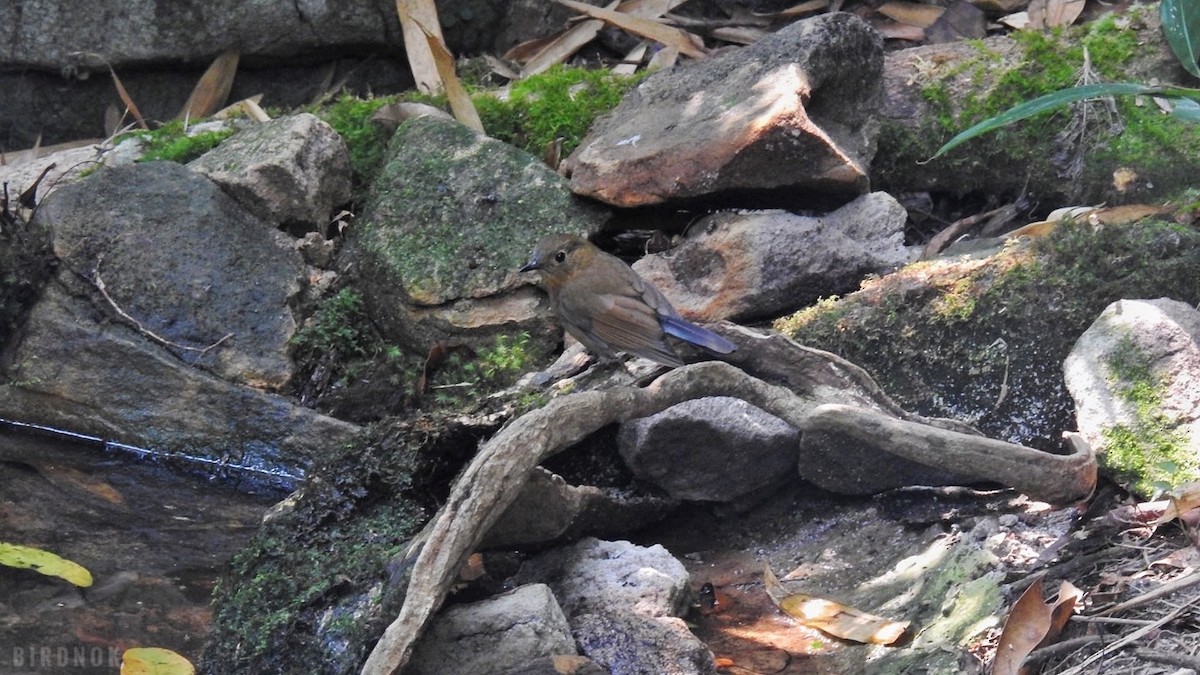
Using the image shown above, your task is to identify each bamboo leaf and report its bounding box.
[1162,0,1200,79]
[178,49,240,121]
[931,83,1200,159]
[121,647,195,675]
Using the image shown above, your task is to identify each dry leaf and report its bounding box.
[925,0,986,42]
[1150,481,1200,526]
[647,45,680,71]
[763,566,909,645]
[178,48,239,121]
[1027,0,1086,29]
[420,23,483,133]
[878,1,945,28]
[522,15,610,77]
[754,0,831,20]
[108,67,148,130]
[874,20,927,41]
[213,95,271,122]
[395,0,444,94]
[557,0,708,59]
[613,41,651,75]
[992,577,1082,675]
[710,26,769,45]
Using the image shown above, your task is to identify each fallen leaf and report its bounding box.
[763,566,909,645]
[178,48,239,121]
[557,0,708,59]
[420,21,484,132]
[121,647,195,675]
[0,542,94,587]
[213,95,271,122]
[1027,0,1086,29]
[395,0,444,94]
[992,577,1082,675]
[1150,481,1200,525]
[108,66,149,130]
[878,1,945,28]
[754,0,831,20]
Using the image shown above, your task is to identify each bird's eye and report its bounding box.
[554,251,567,263]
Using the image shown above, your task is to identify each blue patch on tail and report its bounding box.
[660,315,737,354]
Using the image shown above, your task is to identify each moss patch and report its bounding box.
[1098,334,1195,497]
[775,219,1200,450]
[126,120,238,164]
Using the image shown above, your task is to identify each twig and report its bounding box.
[1024,635,1103,667]
[92,253,232,354]
[1089,569,1200,617]
[1131,647,1200,670]
[1056,592,1200,675]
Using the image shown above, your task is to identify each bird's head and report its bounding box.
[520,233,595,290]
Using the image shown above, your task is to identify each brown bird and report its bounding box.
[520,233,736,368]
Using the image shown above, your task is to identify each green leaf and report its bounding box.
[1162,0,1200,79]
[930,83,1200,159]
[0,542,94,587]
[121,647,195,675]
[1174,97,1200,122]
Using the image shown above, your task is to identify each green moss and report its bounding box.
[475,65,643,158]
[1098,334,1194,497]
[291,288,371,358]
[127,120,238,163]
[315,95,401,187]
[425,331,538,409]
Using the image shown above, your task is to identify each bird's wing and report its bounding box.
[589,294,684,367]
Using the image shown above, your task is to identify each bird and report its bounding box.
[520,233,736,368]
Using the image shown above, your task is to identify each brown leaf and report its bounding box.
[213,95,271,122]
[178,48,239,121]
[754,0,831,20]
[421,23,484,133]
[108,67,149,130]
[395,0,444,94]
[992,578,1082,675]
[877,1,945,28]
[1150,481,1200,526]
[763,566,909,645]
[1027,0,1085,29]
[556,0,708,59]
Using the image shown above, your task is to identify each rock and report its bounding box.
[0,161,358,475]
[342,115,609,350]
[484,466,676,548]
[0,280,361,477]
[633,192,910,322]
[190,113,351,233]
[572,611,717,675]
[1064,298,1200,496]
[408,584,578,675]
[0,143,106,203]
[516,538,691,618]
[516,538,715,675]
[32,161,304,388]
[563,12,883,208]
[617,397,799,502]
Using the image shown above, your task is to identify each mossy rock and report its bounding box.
[877,9,1200,205]
[776,219,1200,453]
[342,115,609,351]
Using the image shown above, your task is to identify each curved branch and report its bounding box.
[360,361,1095,675]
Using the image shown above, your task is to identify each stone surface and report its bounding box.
[190,113,351,233]
[633,192,910,322]
[618,396,799,502]
[342,115,609,350]
[408,584,578,675]
[516,538,691,619]
[1064,297,1200,494]
[573,611,717,675]
[32,161,304,388]
[484,466,676,548]
[563,12,883,208]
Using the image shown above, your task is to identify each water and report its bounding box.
[0,423,285,674]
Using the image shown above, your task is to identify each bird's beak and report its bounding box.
[519,257,541,273]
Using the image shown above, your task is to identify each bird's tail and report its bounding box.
[660,316,737,355]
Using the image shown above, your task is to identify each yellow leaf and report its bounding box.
[0,542,94,587]
[121,647,195,675]
[395,0,444,94]
[419,22,483,133]
[763,565,909,645]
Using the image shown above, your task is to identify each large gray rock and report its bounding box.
[632,192,910,322]
[343,115,609,351]
[34,162,303,388]
[618,397,799,502]
[408,584,578,675]
[0,162,359,475]
[564,12,884,208]
[572,611,717,675]
[190,113,351,233]
[1064,297,1200,496]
